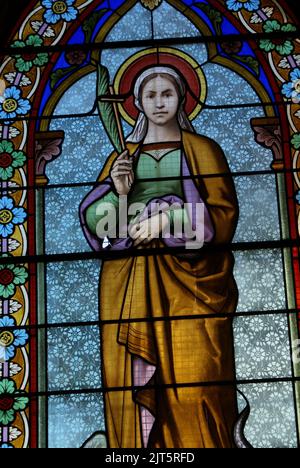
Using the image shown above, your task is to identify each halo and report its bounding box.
[113,47,207,126]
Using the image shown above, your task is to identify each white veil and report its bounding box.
[126,66,195,143]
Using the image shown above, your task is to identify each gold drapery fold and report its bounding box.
[97,132,239,448]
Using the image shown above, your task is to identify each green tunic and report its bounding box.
[86,148,189,236]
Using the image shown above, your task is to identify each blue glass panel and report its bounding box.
[173,42,208,65]
[234,314,292,380]
[202,62,262,106]
[47,261,100,324]
[180,0,198,6]
[48,72,97,119]
[46,74,132,255]
[48,326,101,391]
[45,186,93,254]
[104,2,152,41]
[234,250,286,312]
[240,42,257,58]
[44,74,116,221]
[48,393,105,448]
[102,42,208,85]
[221,16,241,35]
[196,106,272,172]
[109,0,127,10]
[234,175,280,243]
[153,2,200,39]
[237,383,298,448]
[101,47,145,81]
[67,27,86,46]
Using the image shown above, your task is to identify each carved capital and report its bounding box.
[35,131,64,186]
[251,118,283,171]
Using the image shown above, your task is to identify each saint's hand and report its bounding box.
[129,212,170,247]
[110,150,134,196]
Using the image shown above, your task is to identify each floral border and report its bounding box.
[223,0,300,171]
[0,0,95,449]
[0,0,299,448]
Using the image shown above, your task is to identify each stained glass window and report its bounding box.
[0,0,300,449]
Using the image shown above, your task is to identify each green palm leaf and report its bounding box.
[97,64,123,154]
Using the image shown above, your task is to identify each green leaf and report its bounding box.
[292,134,300,150]
[282,23,297,33]
[0,140,14,153]
[15,58,33,73]
[97,65,122,154]
[0,379,15,395]
[0,409,15,425]
[276,41,294,56]
[12,151,26,168]
[11,40,25,49]
[0,284,15,299]
[50,66,77,90]
[13,267,28,285]
[13,396,29,411]
[0,167,14,181]
[263,20,281,33]
[232,55,260,76]
[82,9,109,43]
[193,3,223,35]
[259,39,276,52]
[34,53,49,67]
[98,63,109,97]
[26,34,43,47]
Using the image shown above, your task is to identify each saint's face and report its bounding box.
[141,76,180,127]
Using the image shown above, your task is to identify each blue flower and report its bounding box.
[0,196,27,238]
[226,0,260,12]
[0,316,28,362]
[0,443,14,449]
[42,0,78,24]
[0,86,31,120]
[282,68,300,104]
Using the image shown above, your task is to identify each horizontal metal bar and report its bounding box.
[3,375,300,400]
[0,238,299,266]
[0,308,297,331]
[1,30,299,57]
[0,167,297,194]
[0,99,292,125]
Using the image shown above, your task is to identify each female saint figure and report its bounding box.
[80,66,239,448]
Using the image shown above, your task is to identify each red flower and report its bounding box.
[221,41,242,55]
[65,49,87,66]
[0,153,13,169]
[0,396,14,411]
[0,269,14,286]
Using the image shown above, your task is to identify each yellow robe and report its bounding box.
[93,131,239,448]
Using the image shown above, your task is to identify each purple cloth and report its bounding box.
[79,149,215,251]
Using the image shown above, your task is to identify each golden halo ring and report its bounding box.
[113,47,207,126]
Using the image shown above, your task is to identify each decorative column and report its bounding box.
[35,131,64,448]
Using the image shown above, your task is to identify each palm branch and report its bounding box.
[97,64,125,154]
